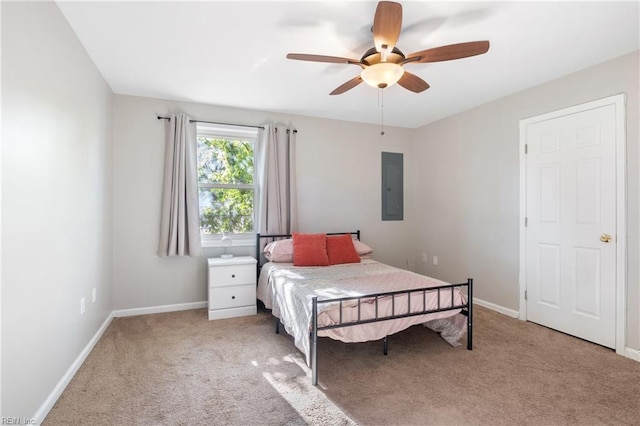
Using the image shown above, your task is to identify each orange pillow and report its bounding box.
[293,233,329,266]
[326,234,361,265]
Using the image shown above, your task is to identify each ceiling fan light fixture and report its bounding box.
[286,2,490,96]
[361,63,404,89]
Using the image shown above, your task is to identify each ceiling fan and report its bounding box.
[286,1,490,95]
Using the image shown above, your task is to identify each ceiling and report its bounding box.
[56,1,639,129]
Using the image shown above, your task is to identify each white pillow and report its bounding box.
[352,240,374,256]
[263,239,294,263]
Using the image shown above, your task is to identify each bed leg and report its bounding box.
[311,296,318,386]
[383,335,389,356]
[467,278,473,351]
[275,317,280,334]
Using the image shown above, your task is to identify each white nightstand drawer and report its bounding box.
[208,264,255,287]
[209,284,255,310]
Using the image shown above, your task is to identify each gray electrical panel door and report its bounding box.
[382,152,403,221]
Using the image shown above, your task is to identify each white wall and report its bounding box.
[111,95,414,309]
[1,1,113,419]
[408,51,640,349]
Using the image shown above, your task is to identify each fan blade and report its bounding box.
[286,53,361,65]
[397,71,430,93]
[406,41,490,63]
[330,76,363,95]
[373,1,403,55]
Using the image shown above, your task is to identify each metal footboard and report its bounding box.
[310,279,473,386]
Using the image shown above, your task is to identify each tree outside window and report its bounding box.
[197,131,256,236]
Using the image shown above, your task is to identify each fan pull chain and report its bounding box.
[379,88,385,136]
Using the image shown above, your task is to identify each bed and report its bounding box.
[256,231,473,385]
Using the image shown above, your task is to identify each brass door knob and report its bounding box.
[600,234,613,243]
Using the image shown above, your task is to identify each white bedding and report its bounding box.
[257,259,468,363]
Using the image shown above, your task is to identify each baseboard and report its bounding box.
[32,312,114,425]
[625,347,640,362]
[112,301,207,318]
[473,297,519,318]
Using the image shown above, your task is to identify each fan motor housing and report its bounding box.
[361,47,406,66]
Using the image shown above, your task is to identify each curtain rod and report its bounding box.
[157,116,297,133]
[157,115,264,130]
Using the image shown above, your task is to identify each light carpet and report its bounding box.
[44,306,639,425]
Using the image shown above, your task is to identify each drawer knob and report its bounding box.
[231,296,236,299]
[231,274,236,278]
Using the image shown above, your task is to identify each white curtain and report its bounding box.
[258,124,297,235]
[157,113,202,257]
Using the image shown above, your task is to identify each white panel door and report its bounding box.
[525,103,617,348]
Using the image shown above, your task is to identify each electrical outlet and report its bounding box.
[421,253,428,263]
[433,256,439,266]
[80,298,86,314]
[92,288,96,303]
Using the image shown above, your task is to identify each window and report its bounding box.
[196,124,258,239]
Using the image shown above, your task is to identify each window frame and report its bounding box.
[196,123,259,246]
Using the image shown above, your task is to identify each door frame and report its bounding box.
[518,93,627,355]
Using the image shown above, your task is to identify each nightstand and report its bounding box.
[207,256,257,320]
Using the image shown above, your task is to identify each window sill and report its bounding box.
[201,238,256,248]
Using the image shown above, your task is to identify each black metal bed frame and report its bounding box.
[256,231,473,386]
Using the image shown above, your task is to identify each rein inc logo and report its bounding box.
[1,419,36,425]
